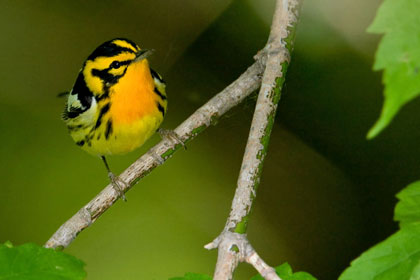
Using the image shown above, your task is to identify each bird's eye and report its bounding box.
[110,61,121,69]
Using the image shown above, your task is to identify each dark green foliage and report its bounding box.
[339,181,420,280]
[367,0,420,138]
[394,181,420,228]
[0,242,86,280]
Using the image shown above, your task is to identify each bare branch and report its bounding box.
[246,251,279,280]
[205,232,280,280]
[205,0,302,279]
[45,58,266,249]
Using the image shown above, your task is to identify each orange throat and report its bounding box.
[109,59,157,125]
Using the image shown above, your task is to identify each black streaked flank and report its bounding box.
[95,102,110,129]
[157,102,165,117]
[68,124,84,131]
[154,87,167,101]
[150,68,165,83]
[105,120,113,139]
[76,140,85,146]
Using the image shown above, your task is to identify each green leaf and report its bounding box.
[339,180,420,280]
[366,0,420,139]
[169,272,212,280]
[251,263,317,280]
[395,181,420,228]
[339,224,420,280]
[0,242,86,280]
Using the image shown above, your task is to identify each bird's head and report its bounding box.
[82,38,153,96]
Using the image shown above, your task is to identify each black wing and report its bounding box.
[62,72,94,120]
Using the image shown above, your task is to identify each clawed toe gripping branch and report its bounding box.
[45,0,302,278]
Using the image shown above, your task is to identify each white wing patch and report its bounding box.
[65,92,98,126]
[67,91,83,112]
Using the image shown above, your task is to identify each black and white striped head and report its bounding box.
[81,38,151,95]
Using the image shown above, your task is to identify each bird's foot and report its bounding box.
[108,172,127,202]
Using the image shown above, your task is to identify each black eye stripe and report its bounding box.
[110,61,120,69]
[109,60,131,69]
[91,62,129,89]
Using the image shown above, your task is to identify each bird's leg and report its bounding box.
[101,156,127,202]
[108,173,128,202]
[157,128,186,150]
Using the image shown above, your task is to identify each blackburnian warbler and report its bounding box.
[62,38,168,200]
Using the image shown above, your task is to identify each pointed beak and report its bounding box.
[134,49,154,62]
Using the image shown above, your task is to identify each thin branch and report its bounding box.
[45,58,266,249]
[205,0,302,279]
[205,232,279,280]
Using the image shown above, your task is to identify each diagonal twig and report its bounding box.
[45,57,267,249]
[204,0,302,279]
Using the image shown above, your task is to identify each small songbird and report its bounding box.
[62,38,167,200]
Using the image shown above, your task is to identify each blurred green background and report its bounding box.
[2,0,420,279]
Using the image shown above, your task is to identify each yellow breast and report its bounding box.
[80,59,166,156]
